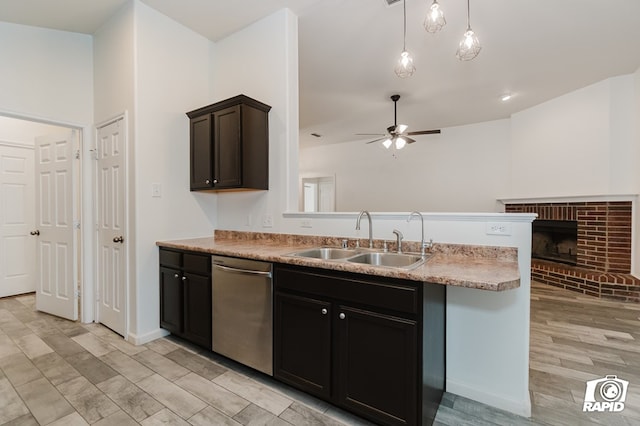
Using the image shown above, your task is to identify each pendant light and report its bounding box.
[456,0,481,61]
[424,0,446,33]
[394,0,415,78]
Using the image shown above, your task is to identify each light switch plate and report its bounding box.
[151,183,162,198]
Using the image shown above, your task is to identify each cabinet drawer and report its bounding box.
[159,249,181,268]
[183,252,211,275]
[275,266,419,316]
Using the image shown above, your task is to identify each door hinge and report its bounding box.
[74,221,81,229]
[75,289,81,298]
[75,150,80,159]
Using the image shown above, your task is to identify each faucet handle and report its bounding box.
[341,239,349,249]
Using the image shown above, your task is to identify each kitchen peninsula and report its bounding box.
[157,229,521,425]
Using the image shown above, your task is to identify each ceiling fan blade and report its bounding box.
[407,129,441,135]
[365,137,389,144]
[356,133,386,136]
[405,136,417,144]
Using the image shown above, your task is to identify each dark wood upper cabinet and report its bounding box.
[187,95,271,191]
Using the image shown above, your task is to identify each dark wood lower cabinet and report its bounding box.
[336,306,417,425]
[274,293,331,399]
[159,248,212,349]
[274,264,444,426]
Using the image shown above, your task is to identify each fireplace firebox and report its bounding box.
[532,220,577,265]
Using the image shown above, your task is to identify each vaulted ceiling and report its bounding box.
[2,0,639,147]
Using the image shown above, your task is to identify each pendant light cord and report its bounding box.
[403,0,407,50]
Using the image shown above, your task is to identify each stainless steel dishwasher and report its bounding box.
[211,256,273,375]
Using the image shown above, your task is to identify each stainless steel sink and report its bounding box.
[288,247,357,260]
[346,252,425,270]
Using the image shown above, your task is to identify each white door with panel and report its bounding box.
[0,143,35,298]
[96,119,127,337]
[34,131,78,320]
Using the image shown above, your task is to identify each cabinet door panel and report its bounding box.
[274,292,331,399]
[336,306,418,426]
[183,272,212,349]
[160,266,183,334]
[190,115,213,190]
[214,105,242,188]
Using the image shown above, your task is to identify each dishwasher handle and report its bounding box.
[213,263,272,278]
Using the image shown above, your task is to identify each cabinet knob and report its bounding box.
[321,308,328,315]
[213,179,218,184]
[205,179,210,184]
[339,313,346,320]
[174,273,179,278]
[181,276,187,281]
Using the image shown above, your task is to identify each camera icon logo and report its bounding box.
[583,375,628,412]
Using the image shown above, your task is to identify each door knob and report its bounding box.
[113,236,124,243]
[30,230,40,236]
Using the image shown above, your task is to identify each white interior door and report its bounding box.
[0,143,35,298]
[96,118,126,336]
[34,131,78,320]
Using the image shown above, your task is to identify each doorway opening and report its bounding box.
[0,114,83,321]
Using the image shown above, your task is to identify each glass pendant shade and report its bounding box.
[382,138,392,149]
[395,50,416,78]
[395,137,407,150]
[424,0,446,33]
[456,27,481,61]
[456,0,481,61]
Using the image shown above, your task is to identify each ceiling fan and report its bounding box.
[359,94,441,149]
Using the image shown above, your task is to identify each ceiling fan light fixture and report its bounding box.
[382,138,393,149]
[396,124,408,134]
[395,137,407,149]
[424,0,446,33]
[456,0,481,61]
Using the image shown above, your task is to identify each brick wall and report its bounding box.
[506,201,637,301]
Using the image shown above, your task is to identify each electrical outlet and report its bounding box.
[262,215,273,228]
[301,220,312,228]
[486,222,511,236]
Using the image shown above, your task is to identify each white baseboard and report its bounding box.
[446,379,532,418]
[127,328,169,345]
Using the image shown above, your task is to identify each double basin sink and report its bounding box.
[287,247,428,270]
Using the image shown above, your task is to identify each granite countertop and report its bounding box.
[156,231,521,291]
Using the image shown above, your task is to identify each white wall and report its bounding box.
[95,0,220,342]
[509,76,637,198]
[0,116,67,145]
[132,0,217,341]
[212,8,299,232]
[0,22,93,125]
[300,119,511,212]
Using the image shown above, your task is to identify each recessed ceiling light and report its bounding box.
[501,94,512,102]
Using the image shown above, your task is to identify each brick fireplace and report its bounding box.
[505,200,639,302]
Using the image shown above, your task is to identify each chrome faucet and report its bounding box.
[392,229,404,253]
[408,211,427,256]
[355,210,374,248]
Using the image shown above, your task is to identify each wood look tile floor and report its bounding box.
[1,282,639,425]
